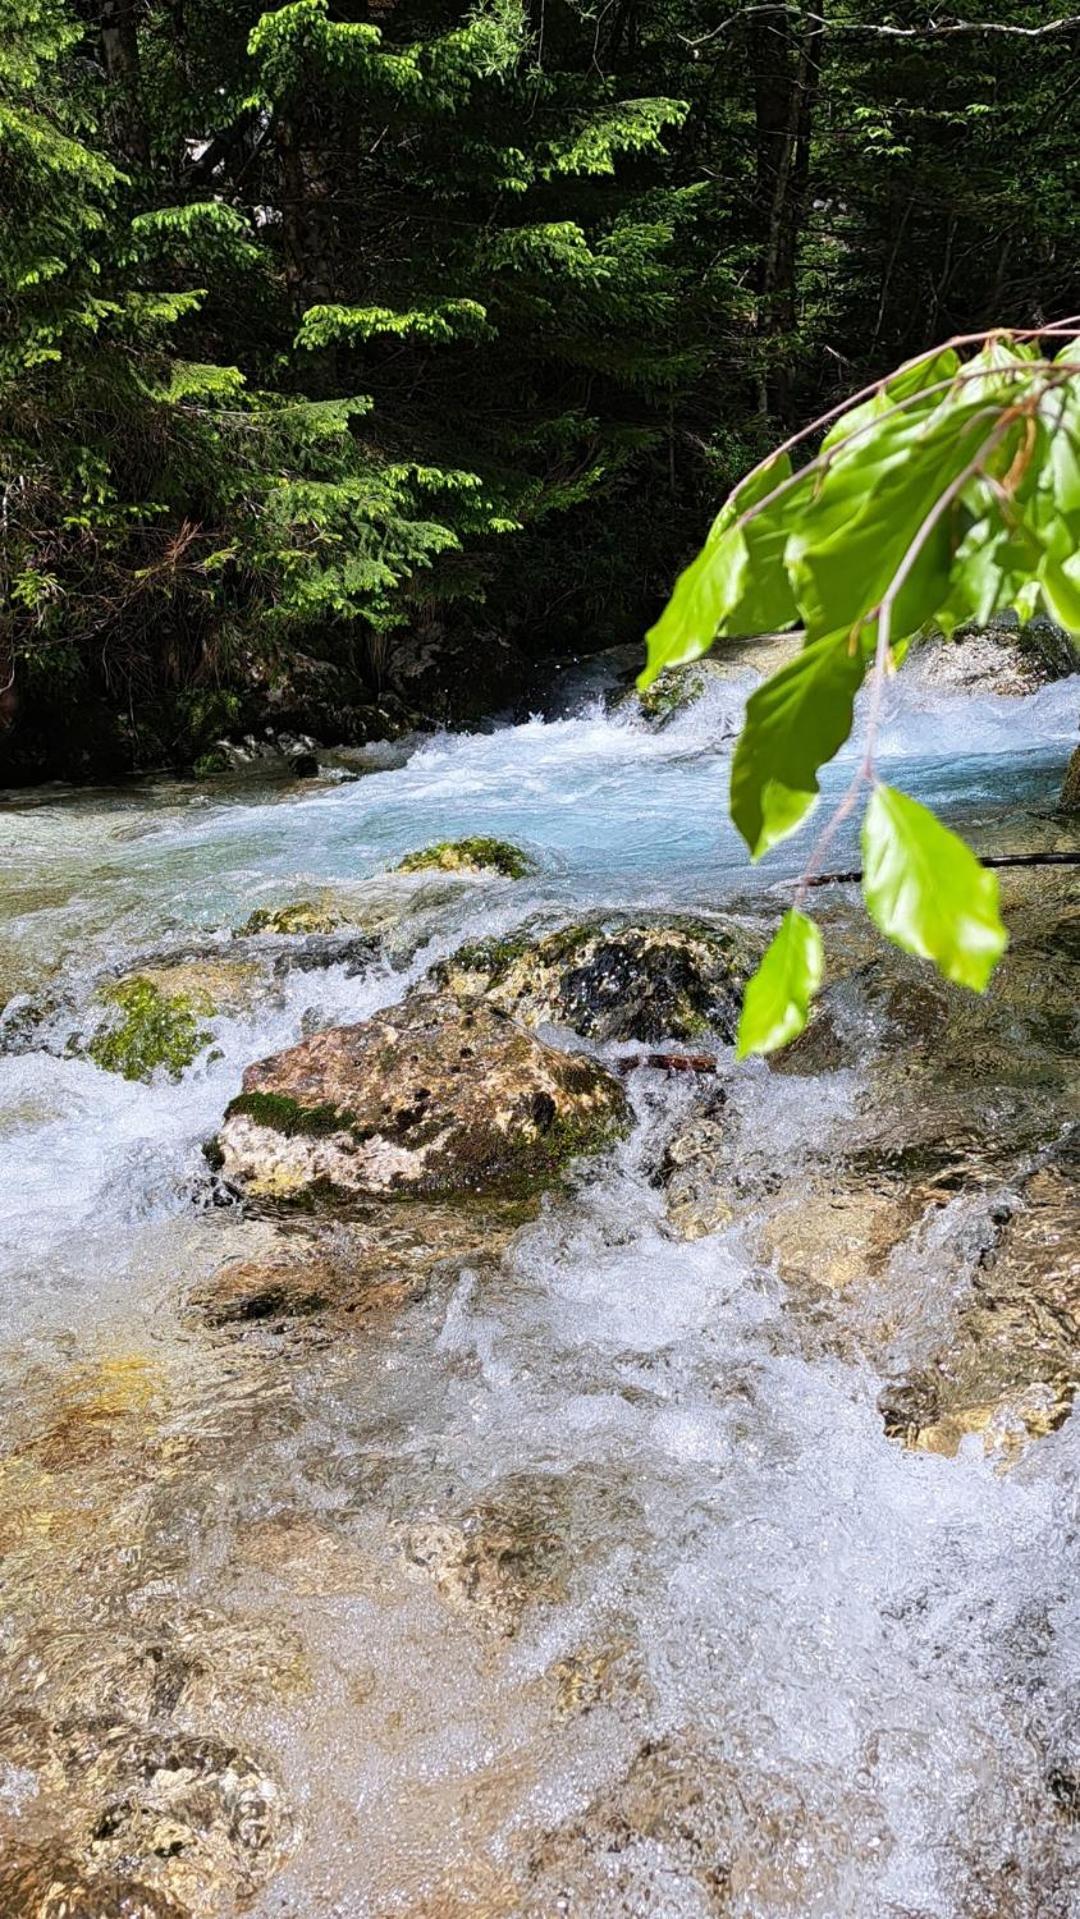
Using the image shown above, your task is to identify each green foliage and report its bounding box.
[4,0,1079,782]
[861,786,1008,992]
[647,328,1080,1054]
[730,633,866,859]
[736,910,823,1059]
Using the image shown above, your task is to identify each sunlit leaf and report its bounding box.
[1038,554,1080,633]
[730,631,865,859]
[737,909,824,1058]
[639,455,800,688]
[861,785,1007,991]
[820,346,961,453]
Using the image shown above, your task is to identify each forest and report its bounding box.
[3,0,1078,780]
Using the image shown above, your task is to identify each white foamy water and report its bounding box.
[1,663,1078,1918]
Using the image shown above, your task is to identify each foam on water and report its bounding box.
[1,663,1078,1916]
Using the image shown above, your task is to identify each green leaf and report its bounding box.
[736,909,824,1058]
[820,346,961,453]
[639,455,801,688]
[1038,554,1080,633]
[786,397,1009,644]
[730,631,865,858]
[861,785,1007,991]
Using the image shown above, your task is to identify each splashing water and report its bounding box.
[0,664,1078,1918]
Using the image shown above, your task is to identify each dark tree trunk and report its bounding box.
[100,0,148,165]
[752,2,825,418]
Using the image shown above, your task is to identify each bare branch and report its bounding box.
[683,7,1080,50]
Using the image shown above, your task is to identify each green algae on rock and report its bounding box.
[87,977,213,1082]
[437,916,753,1044]
[395,837,532,878]
[240,898,347,936]
[211,991,629,1205]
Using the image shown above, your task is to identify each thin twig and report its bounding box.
[729,357,1079,540]
[716,322,1080,538]
[797,851,1080,889]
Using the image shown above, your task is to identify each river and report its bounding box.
[1,657,1078,1918]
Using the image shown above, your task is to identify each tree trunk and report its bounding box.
[100,0,148,165]
[752,2,825,418]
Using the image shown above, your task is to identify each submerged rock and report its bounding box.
[191,1197,533,1333]
[403,1467,640,1638]
[211,992,629,1204]
[0,1726,296,1918]
[880,1145,1080,1459]
[239,897,350,937]
[436,916,752,1044]
[396,837,532,879]
[87,977,213,1082]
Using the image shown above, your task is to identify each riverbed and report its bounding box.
[1,660,1078,1918]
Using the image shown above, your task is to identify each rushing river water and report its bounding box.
[1,659,1078,1919]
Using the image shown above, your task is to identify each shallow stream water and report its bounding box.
[1,659,1078,1918]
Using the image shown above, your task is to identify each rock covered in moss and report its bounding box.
[395,837,532,878]
[436,917,752,1044]
[211,992,629,1205]
[631,634,801,727]
[239,898,347,937]
[87,977,213,1082]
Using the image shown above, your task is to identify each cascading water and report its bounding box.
[1,661,1078,1919]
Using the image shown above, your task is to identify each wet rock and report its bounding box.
[437,916,752,1044]
[632,634,801,727]
[548,1637,643,1720]
[211,992,629,1205]
[0,1849,188,1919]
[404,1482,568,1636]
[239,897,351,937]
[525,1732,735,1915]
[115,957,267,1019]
[757,1183,930,1293]
[880,1147,1080,1458]
[404,1469,639,1637]
[658,1094,734,1241]
[232,1513,380,1598]
[396,837,533,879]
[191,1199,531,1333]
[1060,742,1080,813]
[906,619,1071,696]
[210,728,321,774]
[0,1715,295,1918]
[19,1356,162,1472]
[87,978,213,1082]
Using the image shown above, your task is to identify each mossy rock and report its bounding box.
[637,665,708,725]
[240,898,346,937]
[211,991,629,1206]
[395,837,532,879]
[436,916,753,1044]
[1060,743,1080,814]
[87,977,213,1082]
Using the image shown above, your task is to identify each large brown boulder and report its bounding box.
[211,992,629,1204]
